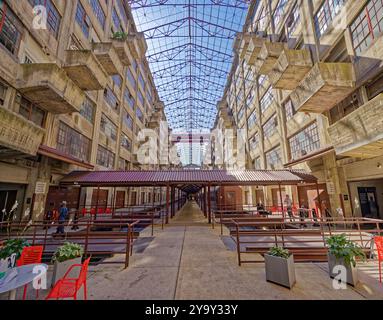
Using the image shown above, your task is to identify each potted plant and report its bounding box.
[326,234,365,286]
[51,242,84,286]
[111,31,128,41]
[0,238,30,279]
[264,246,296,289]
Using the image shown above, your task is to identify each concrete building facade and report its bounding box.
[213,0,383,218]
[0,0,169,221]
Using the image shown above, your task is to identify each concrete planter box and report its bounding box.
[265,254,296,289]
[51,256,82,287]
[328,253,358,286]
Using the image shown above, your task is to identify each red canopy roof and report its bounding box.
[60,169,317,187]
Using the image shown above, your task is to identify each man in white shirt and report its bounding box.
[284,194,294,222]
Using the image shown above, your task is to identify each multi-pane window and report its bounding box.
[237,107,245,122]
[123,111,134,130]
[96,145,115,169]
[75,1,91,38]
[314,0,346,37]
[260,87,275,113]
[351,0,383,54]
[124,88,135,110]
[126,68,136,90]
[265,146,282,169]
[138,73,145,89]
[112,74,122,89]
[120,134,132,151]
[263,115,278,139]
[89,0,105,29]
[57,121,91,162]
[287,2,301,37]
[246,89,255,108]
[136,107,144,123]
[248,110,257,129]
[289,122,320,160]
[0,1,22,54]
[100,114,117,141]
[274,0,288,28]
[28,0,61,38]
[80,97,95,123]
[284,99,295,120]
[116,0,128,27]
[137,90,144,106]
[258,75,267,90]
[112,8,122,32]
[249,132,259,149]
[0,81,6,105]
[103,87,120,112]
[19,97,46,127]
[258,6,268,31]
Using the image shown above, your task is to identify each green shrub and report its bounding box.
[0,239,30,260]
[52,242,84,263]
[326,234,365,267]
[267,246,291,259]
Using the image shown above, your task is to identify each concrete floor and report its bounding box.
[2,200,383,300]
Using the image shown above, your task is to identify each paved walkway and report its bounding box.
[3,201,383,300]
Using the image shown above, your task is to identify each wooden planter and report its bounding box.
[328,253,358,286]
[265,254,296,289]
[51,256,82,287]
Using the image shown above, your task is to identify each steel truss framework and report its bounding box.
[129,0,249,164]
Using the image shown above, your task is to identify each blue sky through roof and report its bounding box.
[130,0,249,164]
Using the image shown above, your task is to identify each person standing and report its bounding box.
[284,194,294,222]
[56,201,68,234]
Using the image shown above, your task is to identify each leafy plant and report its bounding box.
[52,242,84,263]
[267,246,291,259]
[0,238,30,260]
[326,234,365,267]
[111,31,128,40]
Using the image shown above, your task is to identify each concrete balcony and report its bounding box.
[328,94,383,158]
[290,63,356,113]
[63,50,108,91]
[17,63,85,114]
[269,49,313,90]
[127,32,147,60]
[254,42,286,75]
[111,39,131,66]
[245,37,266,65]
[92,42,123,75]
[0,107,45,156]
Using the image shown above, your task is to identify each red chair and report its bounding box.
[98,208,104,215]
[17,246,44,300]
[374,236,383,283]
[90,208,96,215]
[46,257,91,300]
[81,208,87,216]
[105,208,112,215]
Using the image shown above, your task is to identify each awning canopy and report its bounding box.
[60,169,317,188]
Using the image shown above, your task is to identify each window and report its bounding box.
[80,97,95,123]
[28,0,61,38]
[96,145,115,169]
[120,134,132,151]
[126,68,136,90]
[351,0,383,54]
[254,157,261,169]
[136,107,144,123]
[137,90,144,106]
[19,97,46,127]
[75,1,91,38]
[246,89,255,108]
[112,8,122,32]
[287,2,301,37]
[237,107,245,122]
[124,88,135,110]
[366,73,383,100]
[258,75,267,90]
[329,90,363,124]
[89,0,105,29]
[274,0,288,28]
[123,110,134,130]
[265,146,282,169]
[57,121,91,162]
[260,87,275,113]
[103,87,120,112]
[284,99,295,120]
[0,81,6,105]
[116,0,128,27]
[100,114,117,141]
[248,110,257,129]
[118,157,129,171]
[263,115,278,138]
[249,132,259,149]
[258,6,268,31]
[315,0,346,37]
[138,73,145,89]
[289,122,320,160]
[0,1,22,54]
[112,74,122,89]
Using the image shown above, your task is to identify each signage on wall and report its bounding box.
[35,182,46,194]
[326,181,336,195]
